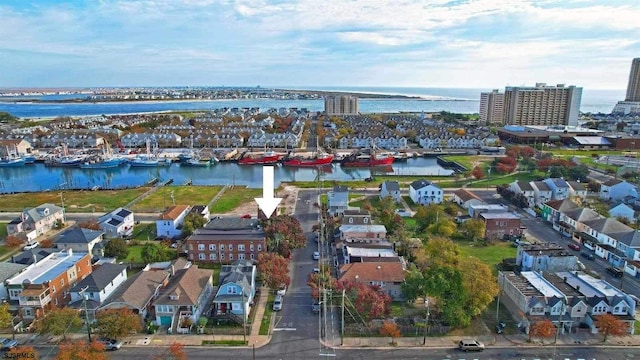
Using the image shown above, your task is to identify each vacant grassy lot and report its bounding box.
[458,241,516,272]
[0,222,7,240]
[441,155,493,171]
[131,223,156,241]
[0,188,148,212]
[209,186,262,213]
[467,171,543,188]
[124,245,144,263]
[131,186,223,212]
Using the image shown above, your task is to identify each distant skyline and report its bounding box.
[1,0,639,89]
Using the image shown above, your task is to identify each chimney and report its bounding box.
[33,254,37,264]
[171,264,175,277]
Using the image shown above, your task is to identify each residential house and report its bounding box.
[0,263,28,301]
[543,178,571,201]
[54,226,105,257]
[380,181,401,203]
[340,209,372,225]
[7,203,65,240]
[409,180,443,205]
[339,224,387,243]
[5,249,93,319]
[531,181,553,208]
[98,208,134,238]
[186,218,266,263]
[338,261,406,300]
[581,217,634,267]
[156,205,191,239]
[468,203,509,218]
[567,181,588,200]
[451,189,484,209]
[212,260,257,322]
[328,186,349,216]
[154,265,214,333]
[0,139,33,156]
[560,207,603,241]
[342,243,398,264]
[516,243,578,272]
[510,181,536,208]
[68,263,128,320]
[600,179,638,201]
[610,202,636,223]
[100,269,170,321]
[542,199,580,226]
[9,248,58,266]
[480,212,522,240]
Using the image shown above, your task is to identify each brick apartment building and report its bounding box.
[480,212,523,240]
[186,218,266,264]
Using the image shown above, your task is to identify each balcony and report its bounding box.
[19,294,51,307]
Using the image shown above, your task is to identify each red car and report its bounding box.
[568,243,581,251]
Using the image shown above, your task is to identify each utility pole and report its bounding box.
[242,289,247,344]
[423,298,430,345]
[79,286,92,342]
[340,289,345,346]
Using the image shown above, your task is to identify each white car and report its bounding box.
[276,285,287,296]
[312,251,320,260]
[23,242,39,250]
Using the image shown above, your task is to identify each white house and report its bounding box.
[7,203,65,240]
[567,181,588,200]
[380,181,401,203]
[156,205,191,239]
[600,179,638,201]
[68,263,128,318]
[510,181,536,208]
[328,186,349,216]
[543,178,571,201]
[99,208,134,238]
[409,180,443,205]
[531,181,553,207]
[609,202,636,223]
[451,189,484,209]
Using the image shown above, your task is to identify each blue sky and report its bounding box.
[1,0,639,89]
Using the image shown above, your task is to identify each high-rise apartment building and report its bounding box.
[502,83,582,126]
[479,89,505,124]
[324,95,359,116]
[625,58,640,102]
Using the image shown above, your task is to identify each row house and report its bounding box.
[498,271,635,335]
[246,132,300,148]
[339,224,387,243]
[120,132,182,148]
[5,249,93,319]
[480,212,522,240]
[10,125,50,135]
[543,178,572,201]
[511,179,587,209]
[342,243,398,264]
[340,209,372,226]
[532,181,553,207]
[7,203,65,241]
[186,218,267,264]
[600,179,637,201]
[409,180,443,205]
[338,135,407,150]
[609,202,636,223]
[468,203,509,218]
[0,139,33,156]
[98,207,135,238]
[516,243,579,272]
[37,133,104,148]
[510,181,536,208]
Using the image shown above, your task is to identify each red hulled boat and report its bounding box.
[283,152,334,167]
[340,149,394,167]
[238,150,283,165]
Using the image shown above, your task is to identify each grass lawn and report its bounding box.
[466,171,543,188]
[194,263,222,285]
[0,222,7,240]
[124,245,145,263]
[209,186,262,213]
[458,241,516,272]
[319,194,327,205]
[132,223,156,241]
[403,196,418,211]
[349,195,381,209]
[0,188,149,212]
[259,293,275,335]
[441,155,493,171]
[202,340,247,346]
[404,217,418,232]
[0,245,13,259]
[131,186,223,212]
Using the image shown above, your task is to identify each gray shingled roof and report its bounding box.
[603,178,623,187]
[102,270,170,310]
[567,181,585,191]
[69,263,127,293]
[54,226,103,244]
[545,199,579,212]
[0,262,28,282]
[411,179,437,190]
[382,181,400,192]
[205,217,260,230]
[154,265,213,306]
[582,217,633,236]
[11,248,58,265]
[533,181,550,191]
[517,181,534,191]
[563,208,603,223]
[25,203,63,223]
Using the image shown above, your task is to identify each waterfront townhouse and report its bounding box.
[451,189,484,209]
[67,263,128,320]
[5,249,93,319]
[498,271,636,336]
[480,211,522,240]
[543,177,572,201]
[409,180,443,205]
[516,243,578,272]
[510,181,536,208]
[338,261,406,300]
[153,264,214,333]
[38,130,105,148]
[328,186,349,216]
[185,217,266,264]
[380,181,401,203]
[98,208,135,238]
[531,181,553,208]
[157,205,191,239]
[54,226,106,257]
[8,203,65,240]
[212,260,257,323]
[600,179,638,201]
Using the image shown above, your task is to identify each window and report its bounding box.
[52,286,56,293]
[229,244,233,251]
[220,253,225,260]
[210,253,217,260]
[250,244,254,251]
[349,218,353,224]
[257,244,262,251]
[227,286,237,294]
[199,253,205,260]
[198,244,205,251]
[220,244,225,251]
[61,279,65,286]
[54,298,58,305]
[238,254,245,260]
[363,218,368,224]
[209,244,216,251]
[250,253,255,260]
[229,253,234,260]
[238,244,245,251]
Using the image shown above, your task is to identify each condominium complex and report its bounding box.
[625,58,640,102]
[479,89,504,124]
[613,58,640,114]
[324,94,359,116]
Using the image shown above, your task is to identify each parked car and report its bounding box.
[312,251,320,260]
[458,339,485,352]
[23,242,39,250]
[273,295,283,311]
[581,252,595,260]
[495,321,506,334]
[276,285,287,296]
[97,338,123,351]
[607,267,624,278]
[0,338,18,349]
[312,302,320,313]
[568,243,581,251]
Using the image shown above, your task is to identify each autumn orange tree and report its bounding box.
[95,308,143,340]
[256,252,291,289]
[379,321,401,345]
[595,313,630,342]
[152,342,187,360]
[55,340,106,360]
[40,238,54,248]
[471,166,485,180]
[7,346,39,360]
[77,220,101,230]
[528,319,557,342]
[5,235,23,248]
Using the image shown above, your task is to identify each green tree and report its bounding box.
[458,257,498,316]
[141,242,174,263]
[104,238,129,259]
[413,204,445,232]
[34,308,82,340]
[94,308,142,340]
[567,165,589,182]
[182,213,207,236]
[0,302,12,329]
[459,219,486,242]
[426,217,457,237]
[365,197,404,235]
[400,267,428,302]
[423,266,470,327]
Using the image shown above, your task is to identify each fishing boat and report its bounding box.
[238,150,283,165]
[180,158,214,167]
[340,145,394,167]
[283,151,334,167]
[79,140,126,169]
[22,155,36,164]
[0,157,26,167]
[128,140,168,167]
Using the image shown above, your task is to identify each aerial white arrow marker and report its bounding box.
[255,166,282,219]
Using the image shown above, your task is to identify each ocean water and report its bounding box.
[0,87,624,118]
